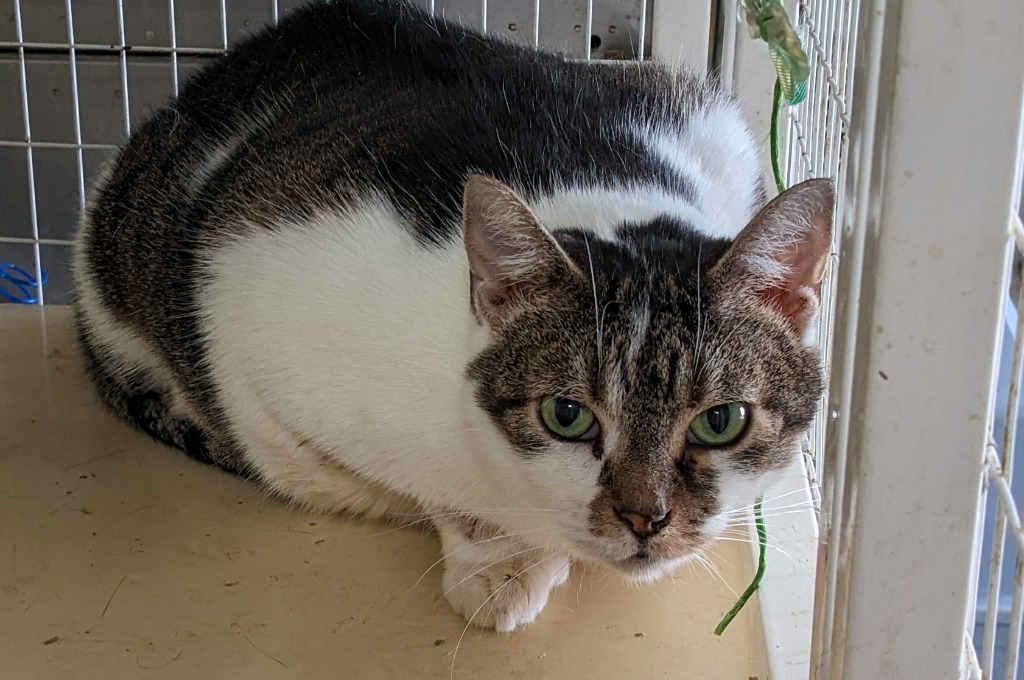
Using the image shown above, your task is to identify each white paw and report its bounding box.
[442,552,570,632]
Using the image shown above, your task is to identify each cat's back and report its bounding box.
[87,0,724,239]
[70,0,765,475]
[74,0,761,387]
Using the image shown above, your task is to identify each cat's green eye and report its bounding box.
[540,397,599,441]
[688,403,749,447]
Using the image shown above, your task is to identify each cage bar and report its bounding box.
[533,0,541,48]
[220,0,229,51]
[637,0,647,61]
[169,0,181,96]
[585,0,593,59]
[11,0,44,304]
[115,0,131,137]
[0,41,225,56]
[63,0,86,210]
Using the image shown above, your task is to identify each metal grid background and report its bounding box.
[0,0,652,304]
[783,0,856,506]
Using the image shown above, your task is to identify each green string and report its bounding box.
[715,499,767,635]
[770,78,786,193]
[715,2,805,637]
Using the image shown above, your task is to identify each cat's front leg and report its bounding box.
[433,516,570,632]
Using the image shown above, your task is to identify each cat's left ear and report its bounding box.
[462,175,582,328]
[711,178,834,338]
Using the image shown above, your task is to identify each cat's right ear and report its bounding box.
[462,175,580,328]
[710,178,834,339]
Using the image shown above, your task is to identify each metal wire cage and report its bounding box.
[785,0,856,506]
[9,1,1024,677]
[0,0,652,304]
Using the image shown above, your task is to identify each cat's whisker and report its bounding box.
[711,536,806,567]
[410,529,552,592]
[692,241,705,373]
[724,489,814,513]
[442,545,546,597]
[575,560,588,604]
[723,507,816,524]
[585,232,598,372]
[693,550,738,598]
[374,508,564,535]
[694,322,745,385]
[703,545,735,571]
[448,552,552,680]
[722,501,815,520]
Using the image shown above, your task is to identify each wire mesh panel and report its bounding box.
[0,0,652,305]
[784,0,858,503]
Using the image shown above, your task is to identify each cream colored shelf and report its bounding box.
[0,305,766,679]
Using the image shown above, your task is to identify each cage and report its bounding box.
[2,0,1024,678]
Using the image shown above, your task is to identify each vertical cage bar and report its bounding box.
[533,0,540,48]
[982,278,1024,677]
[220,0,229,51]
[584,0,594,60]
[169,0,180,96]
[115,0,131,136]
[480,0,487,33]
[638,0,648,61]
[272,0,279,23]
[1006,554,1024,680]
[64,0,87,209]
[11,0,44,304]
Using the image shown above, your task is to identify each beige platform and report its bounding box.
[0,306,767,679]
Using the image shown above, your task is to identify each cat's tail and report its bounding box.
[73,309,250,478]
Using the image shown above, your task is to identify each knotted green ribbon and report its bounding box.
[742,0,810,105]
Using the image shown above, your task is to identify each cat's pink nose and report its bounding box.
[616,508,671,537]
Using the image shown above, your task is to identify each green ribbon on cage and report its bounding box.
[716,2,810,638]
[742,0,810,105]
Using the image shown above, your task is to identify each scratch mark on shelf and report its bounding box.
[66,448,130,469]
[241,633,289,668]
[23,591,43,612]
[101,575,126,618]
[260,528,316,536]
[136,648,184,669]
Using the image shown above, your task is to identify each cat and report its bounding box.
[72,0,832,632]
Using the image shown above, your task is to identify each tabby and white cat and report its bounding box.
[72,0,832,631]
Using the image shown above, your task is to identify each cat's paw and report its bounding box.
[441,551,570,632]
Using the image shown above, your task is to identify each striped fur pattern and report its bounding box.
[72,0,832,631]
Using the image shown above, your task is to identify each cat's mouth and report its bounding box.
[606,548,690,583]
[571,534,704,581]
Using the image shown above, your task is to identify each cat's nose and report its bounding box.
[615,507,671,538]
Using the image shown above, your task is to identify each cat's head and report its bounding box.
[462,175,832,580]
